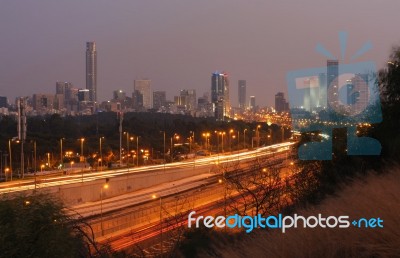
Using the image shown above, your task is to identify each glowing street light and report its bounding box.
[152,194,163,254]
[79,138,85,162]
[100,181,110,236]
[99,137,104,171]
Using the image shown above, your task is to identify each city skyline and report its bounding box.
[1,1,400,107]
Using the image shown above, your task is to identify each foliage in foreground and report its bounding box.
[0,193,88,258]
[0,193,126,258]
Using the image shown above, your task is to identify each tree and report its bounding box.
[0,193,124,258]
[224,155,283,217]
[377,46,400,159]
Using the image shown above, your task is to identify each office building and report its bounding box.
[78,89,90,102]
[249,96,256,112]
[211,72,230,120]
[153,91,166,110]
[238,80,246,110]
[113,90,126,101]
[132,90,144,110]
[134,79,151,109]
[180,89,197,111]
[318,73,327,108]
[86,42,97,102]
[0,96,8,108]
[275,92,289,113]
[349,74,369,115]
[327,60,339,109]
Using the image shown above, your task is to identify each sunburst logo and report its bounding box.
[286,32,382,160]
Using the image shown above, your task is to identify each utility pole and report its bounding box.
[18,98,27,179]
[119,112,123,167]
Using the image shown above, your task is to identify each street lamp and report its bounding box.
[256,125,261,147]
[99,137,104,171]
[4,168,9,181]
[243,129,247,149]
[219,132,226,153]
[152,194,163,254]
[79,138,85,162]
[60,138,64,168]
[100,181,109,236]
[229,129,234,151]
[136,136,140,167]
[8,139,12,181]
[160,131,166,165]
[202,132,210,153]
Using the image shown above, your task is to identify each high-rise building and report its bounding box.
[86,42,97,102]
[153,91,166,110]
[350,74,369,115]
[211,72,230,120]
[56,81,74,102]
[0,96,8,108]
[78,89,90,102]
[180,89,197,111]
[32,94,55,112]
[113,90,126,101]
[249,96,256,112]
[318,73,327,109]
[134,79,151,109]
[238,80,246,110]
[275,92,289,113]
[327,60,339,109]
[132,90,144,110]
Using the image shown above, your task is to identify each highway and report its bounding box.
[0,142,294,195]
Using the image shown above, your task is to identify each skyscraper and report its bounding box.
[327,60,339,109]
[211,72,230,120]
[134,79,152,109]
[153,91,166,110]
[275,92,289,113]
[180,89,197,111]
[249,96,256,112]
[86,42,97,102]
[238,80,246,110]
[350,74,369,115]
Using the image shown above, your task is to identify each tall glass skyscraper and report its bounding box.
[86,42,97,102]
[211,72,230,120]
[238,80,246,110]
[327,59,339,109]
[134,79,152,109]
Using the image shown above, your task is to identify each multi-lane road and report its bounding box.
[0,142,294,195]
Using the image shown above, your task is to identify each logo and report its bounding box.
[188,211,384,233]
[286,32,382,160]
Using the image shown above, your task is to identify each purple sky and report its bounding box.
[1,0,399,107]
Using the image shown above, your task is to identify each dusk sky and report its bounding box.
[1,0,400,107]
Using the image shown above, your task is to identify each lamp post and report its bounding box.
[256,125,261,147]
[243,129,247,149]
[99,137,104,171]
[60,138,64,168]
[202,133,210,154]
[160,131,166,165]
[124,132,130,169]
[136,136,139,167]
[152,194,163,255]
[8,139,12,181]
[229,129,234,152]
[220,132,226,153]
[33,141,37,189]
[0,151,2,181]
[79,138,85,162]
[100,182,109,236]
